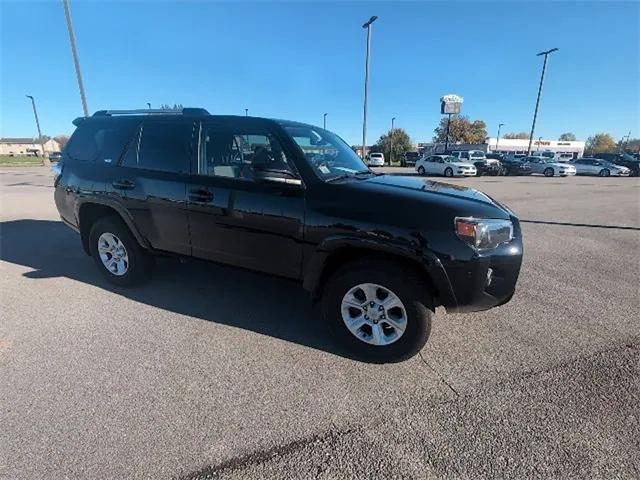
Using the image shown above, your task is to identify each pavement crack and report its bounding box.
[419,351,460,397]
[179,426,358,480]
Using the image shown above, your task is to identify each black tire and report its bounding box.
[417,166,425,175]
[444,167,453,177]
[321,259,433,363]
[543,167,554,177]
[599,169,610,177]
[88,216,151,287]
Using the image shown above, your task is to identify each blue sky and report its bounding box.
[1,1,638,145]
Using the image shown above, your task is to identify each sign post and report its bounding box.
[440,94,463,152]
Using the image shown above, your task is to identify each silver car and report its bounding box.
[573,158,630,177]
[525,156,576,177]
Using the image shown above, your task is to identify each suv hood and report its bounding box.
[361,174,494,204]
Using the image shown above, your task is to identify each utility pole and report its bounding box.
[62,0,89,116]
[390,117,395,165]
[323,113,327,130]
[26,95,49,166]
[495,123,504,151]
[361,15,378,160]
[527,48,558,155]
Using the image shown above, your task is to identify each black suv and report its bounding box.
[54,108,523,362]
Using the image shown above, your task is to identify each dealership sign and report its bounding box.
[441,94,463,114]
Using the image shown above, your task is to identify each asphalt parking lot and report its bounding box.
[1,166,639,479]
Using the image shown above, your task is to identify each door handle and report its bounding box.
[112,179,136,190]
[188,188,214,203]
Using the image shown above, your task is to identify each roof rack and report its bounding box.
[92,108,210,117]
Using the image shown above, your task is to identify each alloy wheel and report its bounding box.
[341,283,407,346]
[97,232,129,276]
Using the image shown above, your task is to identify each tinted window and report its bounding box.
[460,152,469,159]
[66,119,137,164]
[126,121,194,173]
[200,126,294,181]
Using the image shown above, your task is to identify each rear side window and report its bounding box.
[65,120,137,164]
[124,121,194,173]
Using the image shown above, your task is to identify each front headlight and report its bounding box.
[455,217,514,250]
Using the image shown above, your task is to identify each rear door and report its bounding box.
[116,119,195,255]
[186,119,305,279]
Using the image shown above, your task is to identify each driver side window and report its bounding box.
[199,127,294,181]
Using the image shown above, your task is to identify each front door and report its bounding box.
[186,120,305,279]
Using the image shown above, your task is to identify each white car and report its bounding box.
[573,158,630,177]
[415,155,477,177]
[524,156,576,177]
[368,152,385,167]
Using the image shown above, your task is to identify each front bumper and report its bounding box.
[433,219,523,313]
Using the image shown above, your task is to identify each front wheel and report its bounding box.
[417,166,425,175]
[89,216,151,287]
[321,260,433,363]
[599,169,610,177]
[444,167,454,177]
[543,167,554,177]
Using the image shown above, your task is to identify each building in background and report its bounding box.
[417,138,585,159]
[486,138,585,158]
[0,138,61,156]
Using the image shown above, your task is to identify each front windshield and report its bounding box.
[282,124,370,181]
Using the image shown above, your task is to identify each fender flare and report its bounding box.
[302,235,458,309]
[75,197,151,254]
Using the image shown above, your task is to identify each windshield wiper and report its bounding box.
[325,173,354,183]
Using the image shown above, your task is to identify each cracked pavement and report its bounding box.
[1,168,639,479]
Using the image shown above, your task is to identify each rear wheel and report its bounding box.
[321,260,432,363]
[599,169,610,177]
[444,167,454,177]
[543,167,554,177]
[89,216,151,287]
[417,166,425,175]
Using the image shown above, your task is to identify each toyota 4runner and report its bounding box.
[54,108,523,362]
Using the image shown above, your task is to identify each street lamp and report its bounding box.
[323,113,327,130]
[25,95,49,166]
[390,117,396,165]
[495,123,504,151]
[62,0,89,117]
[147,102,151,109]
[245,108,248,117]
[361,15,378,160]
[527,47,558,155]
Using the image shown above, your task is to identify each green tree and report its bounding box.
[558,132,576,141]
[433,115,487,144]
[586,133,617,154]
[503,132,530,139]
[374,128,413,165]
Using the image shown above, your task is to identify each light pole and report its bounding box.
[26,95,49,166]
[361,15,378,160]
[323,113,327,130]
[390,117,395,165]
[245,108,248,117]
[62,0,89,117]
[495,123,504,151]
[527,47,558,154]
[147,102,151,109]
